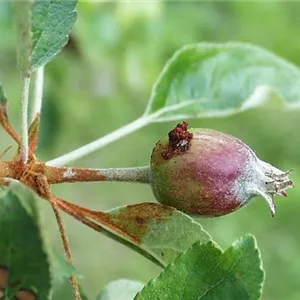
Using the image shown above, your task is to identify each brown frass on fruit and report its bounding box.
[161,121,193,160]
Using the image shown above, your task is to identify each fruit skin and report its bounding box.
[150,122,293,217]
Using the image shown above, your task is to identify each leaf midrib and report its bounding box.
[177,248,247,300]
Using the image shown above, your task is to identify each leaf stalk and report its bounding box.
[20,73,31,163]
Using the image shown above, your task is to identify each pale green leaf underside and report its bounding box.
[136,235,264,300]
[31,0,77,71]
[0,183,51,299]
[97,279,144,300]
[144,42,300,121]
[106,203,211,266]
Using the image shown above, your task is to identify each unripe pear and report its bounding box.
[150,122,293,217]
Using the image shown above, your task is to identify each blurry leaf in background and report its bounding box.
[145,43,300,122]
[31,0,77,71]
[136,235,264,300]
[38,94,62,152]
[97,279,144,300]
[104,203,211,266]
[0,183,51,299]
[116,1,162,26]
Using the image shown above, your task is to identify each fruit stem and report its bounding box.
[45,165,151,184]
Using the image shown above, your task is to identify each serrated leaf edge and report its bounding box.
[135,234,264,300]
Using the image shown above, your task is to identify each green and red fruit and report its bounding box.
[150,122,293,217]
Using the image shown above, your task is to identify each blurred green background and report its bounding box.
[1,1,300,299]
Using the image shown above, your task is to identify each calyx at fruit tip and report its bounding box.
[256,160,293,217]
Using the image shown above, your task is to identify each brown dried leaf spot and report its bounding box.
[162,121,193,160]
[0,266,8,289]
[109,203,175,244]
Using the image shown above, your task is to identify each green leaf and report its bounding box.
[12,0,77,72]
[51,250,86,300]
[104,203,211,266]
[136,235,264,300]
[97,279,144,300]
[0,183,51,299]
[51,249,81,279]
[51,278,88,300]
[50,248,87,300]
[31,0,78,71]
[10,183,87,300]
[55,200,209,268]
[144,42,300,121]
[12,0,33,74]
